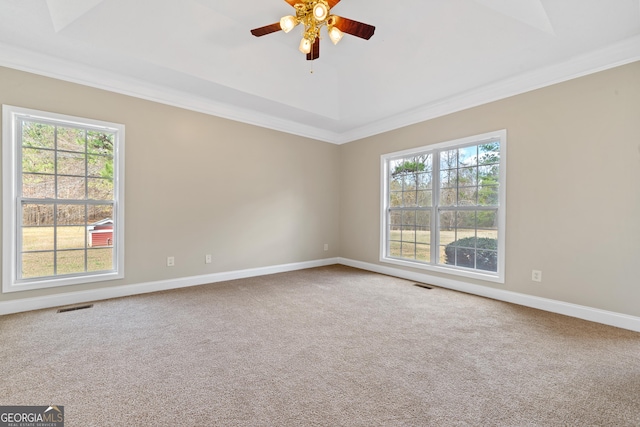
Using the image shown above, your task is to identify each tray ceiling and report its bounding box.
[1,0,639,143]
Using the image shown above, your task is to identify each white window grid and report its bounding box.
[381,130,506,283]
[3,105,125,292]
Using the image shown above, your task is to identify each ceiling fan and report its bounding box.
[250,0,375,61]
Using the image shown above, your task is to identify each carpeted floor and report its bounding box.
[1,265,639,426]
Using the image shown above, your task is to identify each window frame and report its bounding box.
[380,130,506,283]
[3,105,125,293]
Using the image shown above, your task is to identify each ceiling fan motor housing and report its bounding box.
[296,0,331,45]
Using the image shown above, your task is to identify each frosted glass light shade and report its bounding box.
[313,3,328,21]
[328,26,343,45]
[299,37,312,54]
[280,15,297,33]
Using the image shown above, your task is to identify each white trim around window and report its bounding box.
[2,105,125,293]
[380,130,507,283]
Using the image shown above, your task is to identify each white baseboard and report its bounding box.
[2,256,639,333]
[0,258,340,316]
[338,257,640,333]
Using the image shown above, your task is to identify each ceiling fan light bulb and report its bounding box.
[328,26,343,45]
[313,3,328,21]
[280,15,297,33]
[299,37,312,54]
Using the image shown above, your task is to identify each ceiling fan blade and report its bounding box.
[331,16,375,40]
[306,38,320,60]
[327,0,341,7]
[284,0,299,6]
[250,22,282,37]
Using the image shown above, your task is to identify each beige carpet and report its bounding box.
[1,265,639,426]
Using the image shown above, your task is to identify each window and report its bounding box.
[381,130,506,282]
[3,105,124,292]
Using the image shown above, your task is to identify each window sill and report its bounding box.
[3,271,123,293]
[380,256,504,284]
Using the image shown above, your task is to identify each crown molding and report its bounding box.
[336,35,640,144]
[1,35,639,146]
[0,43,341,144]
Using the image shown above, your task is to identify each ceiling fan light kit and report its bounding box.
[251,0,375,61]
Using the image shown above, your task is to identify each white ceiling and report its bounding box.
[1,0,639,144]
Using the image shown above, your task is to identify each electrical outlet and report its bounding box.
[324,244,329,251]
[167,256,175,267]
[532,270,542,282]
[205,254,212,264]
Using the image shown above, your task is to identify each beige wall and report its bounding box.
[340,61,640,317]
[0,66,341,302]
[2,62,639,318]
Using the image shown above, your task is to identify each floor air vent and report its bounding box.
[57,304,93,313]
[414,284,433,290]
